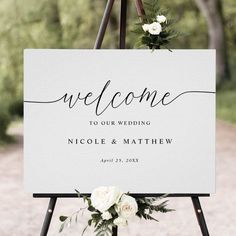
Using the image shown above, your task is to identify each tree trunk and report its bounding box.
[195,0,230,85]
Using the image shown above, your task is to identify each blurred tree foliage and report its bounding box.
[0,0,236,139]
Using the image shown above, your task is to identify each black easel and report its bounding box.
[36,1,210,235]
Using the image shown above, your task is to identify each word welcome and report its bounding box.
[24,80,215,116]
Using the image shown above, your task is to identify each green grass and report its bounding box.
[217,90,236,124]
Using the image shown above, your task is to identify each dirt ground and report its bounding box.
[0,120,235,236]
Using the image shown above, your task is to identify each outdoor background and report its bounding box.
[0,0,235,235]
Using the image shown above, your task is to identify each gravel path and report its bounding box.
[0,120,235,236]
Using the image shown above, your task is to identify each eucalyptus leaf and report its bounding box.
[59,223,65,233]
[59,215,68,222]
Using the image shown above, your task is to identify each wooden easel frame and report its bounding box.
[35,1,210,235]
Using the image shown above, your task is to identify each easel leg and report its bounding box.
[40,197,57,236]
[112,226,118,236]
[94,0,115,49]
[134,0,145,19]
[191,197,209,236]
[119,0,128,49]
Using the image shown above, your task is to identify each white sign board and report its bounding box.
[24,49,215,194]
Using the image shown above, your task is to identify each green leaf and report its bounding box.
[108,205,117,215]
[145,214,159,222]
[59,215,68,222]
[88,205,96,212]
[88,219,93,226]
[59,223,65,233]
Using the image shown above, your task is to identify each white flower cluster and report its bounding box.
[142,15,167,35]
[91,186,138,227]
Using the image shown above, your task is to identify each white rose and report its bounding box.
[101,211,112,220]
[91,186,122,213]
[116,195,138,219]
[113,217,127,227]
[142,24,150,32]
[156,15,167,24]
[148,22,162,35]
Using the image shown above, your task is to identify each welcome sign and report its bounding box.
[24,49,215,194]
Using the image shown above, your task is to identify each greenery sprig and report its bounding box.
[133,0,180,50]
[59,187,173,236]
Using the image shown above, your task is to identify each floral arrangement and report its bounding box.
[133,0,180,50]
[59,186,173,236]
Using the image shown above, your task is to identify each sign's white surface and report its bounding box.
[24,50,215,193]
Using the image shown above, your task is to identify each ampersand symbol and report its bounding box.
[111,139,117,144]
